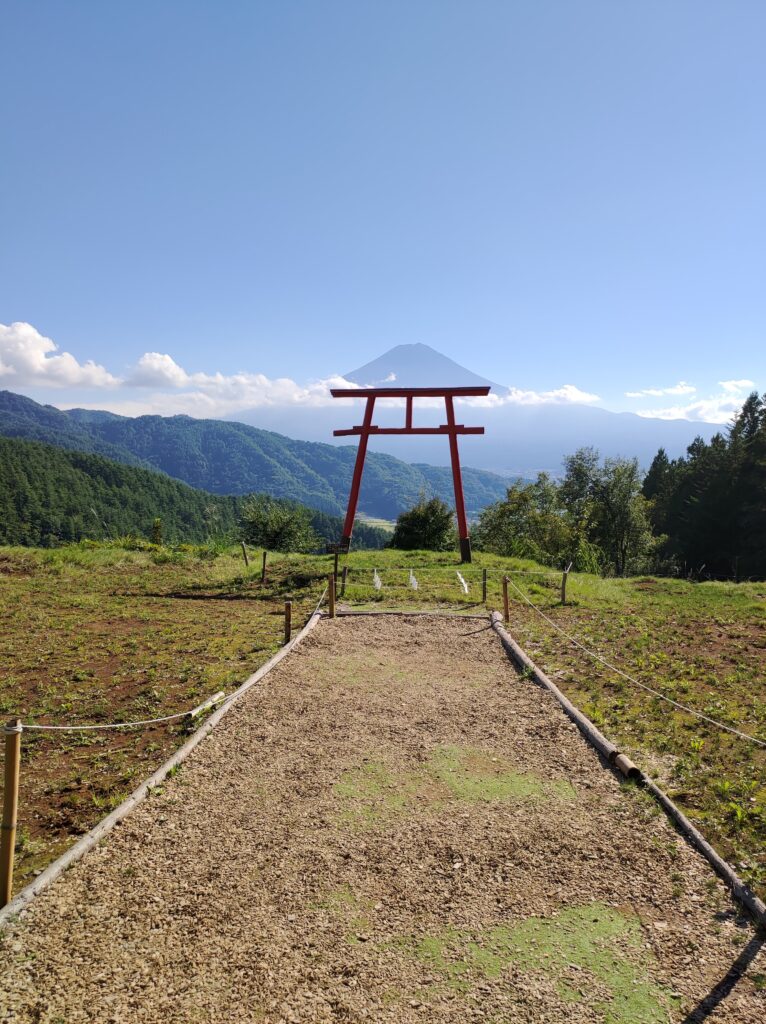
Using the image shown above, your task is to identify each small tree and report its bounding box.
[150,517,163,546]
[240,495,318,553]
[591,457,653,575]
[389,496,455,551]
[473,474,571,564]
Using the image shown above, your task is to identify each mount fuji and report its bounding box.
[344,343,504,392]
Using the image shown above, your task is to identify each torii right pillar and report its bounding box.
[444,393,472,563]
[331,385,490,563]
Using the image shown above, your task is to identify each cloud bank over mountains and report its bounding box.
[0,321,757,424]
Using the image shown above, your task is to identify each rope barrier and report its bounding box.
[505,576,766,749]
[22,710,200,732]
[20,691,229,733]
[312,583,329,617]
[338,564,563,577]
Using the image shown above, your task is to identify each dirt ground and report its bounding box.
[1,615,764,1023]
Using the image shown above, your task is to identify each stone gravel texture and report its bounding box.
[1,614,764,1022]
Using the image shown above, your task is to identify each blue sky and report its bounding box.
[1,1,763,424]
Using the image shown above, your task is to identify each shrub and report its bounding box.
[240,495,318,553]
[389,497,455,551]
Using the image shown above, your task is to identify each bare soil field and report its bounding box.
[1,615,764,1023]
[0,546,324,891]
[501,574,766,897]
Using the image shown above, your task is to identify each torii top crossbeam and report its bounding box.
[331,386,490,562]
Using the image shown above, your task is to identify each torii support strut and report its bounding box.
[331,386,490,563]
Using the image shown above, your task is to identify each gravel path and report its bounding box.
[1,615,764,1023]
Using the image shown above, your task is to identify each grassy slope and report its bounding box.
[0,543,764,902]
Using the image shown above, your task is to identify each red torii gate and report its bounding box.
[331,386,490,563]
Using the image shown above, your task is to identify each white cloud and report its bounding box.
[128,352,190,387]
[636,379,758,424]
[1,320,602,418]
[536,384,600,404]
[122,364,360,416]
[625,381,696,398]
[0,322,118,388]
[68,375,361,418]
[0,322,361,415]
[474,383,600,407]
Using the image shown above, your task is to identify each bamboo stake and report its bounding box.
[261,550,267,583]
[328,574,336,618]
[240,541,249,567]
[341,565,348,597]
[1,720,22,908]
[284,600,292,645]
[482,568,487,602]
[502,576,510,624]
[561,562,572,605]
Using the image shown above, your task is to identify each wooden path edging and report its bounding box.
[5,607,763,935]
[0,610,324,929]
[489,610,766,930]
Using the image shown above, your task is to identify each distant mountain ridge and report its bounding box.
[232,344,716,475]
[0,391,514,518]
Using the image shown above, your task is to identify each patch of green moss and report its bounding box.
[429,745,576,803]
[318,885,375,943]
[333,746,575,828]
[320,885,364,911]
[333,761,420,825]
[406,929,471,991]
[399,903,680,1023]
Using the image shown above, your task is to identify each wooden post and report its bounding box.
[482,568,487,603]
[333,551,339,583]
[328,574,336,618]
[240,541,249,567]
[261,550,267,583]
[284,600,292,645]
[561,562,572,605]
[341,565,348,597]
[502,576,510,624]
[1,720,22,908]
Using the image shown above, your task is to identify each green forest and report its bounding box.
[0,437,388,550]
[0,390,511,517]
[473,393,766,579]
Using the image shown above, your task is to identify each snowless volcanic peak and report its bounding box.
[345,343,505,391]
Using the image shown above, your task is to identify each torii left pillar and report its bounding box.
[331,386,490,563]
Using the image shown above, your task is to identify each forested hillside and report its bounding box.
[0,438,388,549]
[643,392,766,577]
[474,393,766,579]
[0,391,512,516]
